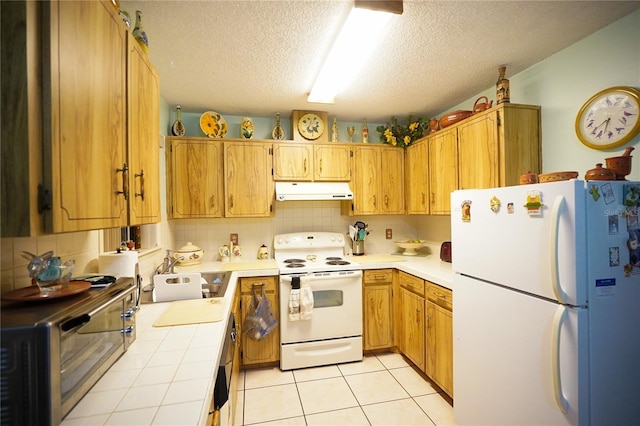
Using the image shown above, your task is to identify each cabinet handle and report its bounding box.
[210,195,216,208]
[416,308,421,323]
[384,194,389,206]
[319,159,323,173]
[373,194,377,207]
[421,192,426,205]
[116,163,129,200]
[134,169,145,200]
[304,158,308,173]
[229,194,234,208]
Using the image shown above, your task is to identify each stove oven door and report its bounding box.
[279,270,363,369]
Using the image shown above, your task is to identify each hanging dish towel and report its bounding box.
[288,276,301,321]
[300,278,314,320]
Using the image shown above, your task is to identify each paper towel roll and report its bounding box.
[99,251,139,278]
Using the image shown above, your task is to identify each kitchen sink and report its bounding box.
[201,272,231,298]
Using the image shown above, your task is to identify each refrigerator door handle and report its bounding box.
[550,195,568,304]
[552,304,569,414]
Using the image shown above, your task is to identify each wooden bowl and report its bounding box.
[605,155,632,180]
[538,171,578,183]
[439,110,473,129]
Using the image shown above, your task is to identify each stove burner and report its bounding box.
[286,263,305,268]
[326,260,350,266]
[326,257,343,261]
[284,259,306,264]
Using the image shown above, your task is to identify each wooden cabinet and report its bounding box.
[363,269,394,351]
[2,0,161,234]
[398,272,425,371]
[42,0,128,232]
[239,276,279,367]
[224,142,274,217]
[425,283,453,397]
[127,31,160,225]
[428,128,458,215]
[273,143,350,181]
[405,140,430,214]
[457,104,541,190]
[345,145,404,215]
[166,138,223,218]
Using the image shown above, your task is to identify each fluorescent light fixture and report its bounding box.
[308,6,395,104]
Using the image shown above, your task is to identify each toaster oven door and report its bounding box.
[59,286,135,418]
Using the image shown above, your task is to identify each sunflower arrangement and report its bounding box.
[376,115,429,148]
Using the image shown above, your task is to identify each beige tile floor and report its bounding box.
[235,353,455,426]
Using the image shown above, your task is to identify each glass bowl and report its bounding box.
[36,259,75,293]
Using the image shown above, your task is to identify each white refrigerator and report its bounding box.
[451,179,640,426]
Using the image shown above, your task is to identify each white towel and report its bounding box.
[288,288,300,321]
[300,284,314,320]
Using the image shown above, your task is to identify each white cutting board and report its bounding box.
[153,298,225,327]
[153,273,202,302]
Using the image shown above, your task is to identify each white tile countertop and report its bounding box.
[62,250,451,425]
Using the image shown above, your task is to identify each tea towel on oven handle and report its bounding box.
[288,276,301,321]
[243,285,277,340]
[300,277,314,320]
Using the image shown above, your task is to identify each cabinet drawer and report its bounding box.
[399,272,424,296]
[363,269,393,284]
[426,283,452,310]
[240,276,277,293]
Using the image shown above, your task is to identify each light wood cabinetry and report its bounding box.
[405,140,430,214]
[363,269,394,351]
[239,276,279,367]
[2,0,161,234]
[42,0,128,232]
[224,142,274,217]
[127,31,160,225]
[272,143,350,181]
[228,287,242,426]
[457,104,541,190]
[398,272,425,371]
[1,0,42,236]
[425,283,453,397]
[345,145,404,215]
[166,138,223,218]
[428,128,458,215]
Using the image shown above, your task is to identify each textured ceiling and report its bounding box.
[120,0,639,122]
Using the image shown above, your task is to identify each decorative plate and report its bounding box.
[1,281,91,302]
[200,111,228,138]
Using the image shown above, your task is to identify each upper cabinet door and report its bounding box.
[457,111,499,190]
[351,146,379,215]
[313,145,351,181]
[127,32,160,225]
[224,142,274,217]
[429,129,458,215]
[380,147,404,214]
[405,140,429,215]
[43,0,127,232]
[167,138,223,219]
[273,143,313,181]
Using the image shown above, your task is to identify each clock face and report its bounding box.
[298,113,324,140]
[576,86,640,150]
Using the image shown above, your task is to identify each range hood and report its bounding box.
[275,182,353,201]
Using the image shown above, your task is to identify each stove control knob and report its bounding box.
[337,234,343,243]
[276,237,283,244]
[329,235,336,242]
[284,236,290,243]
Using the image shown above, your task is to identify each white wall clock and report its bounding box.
[575,86,640,150]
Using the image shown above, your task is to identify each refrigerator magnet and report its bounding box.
[524,190,543,215]
[461,200,472,222]
[490,196,501,213]
[507,202,514,214]
[588,184,601,201]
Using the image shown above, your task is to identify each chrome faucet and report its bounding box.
[155,250,184,275]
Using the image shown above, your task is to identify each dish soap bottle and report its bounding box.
[132,10,149,55]
[171,105,186,136]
